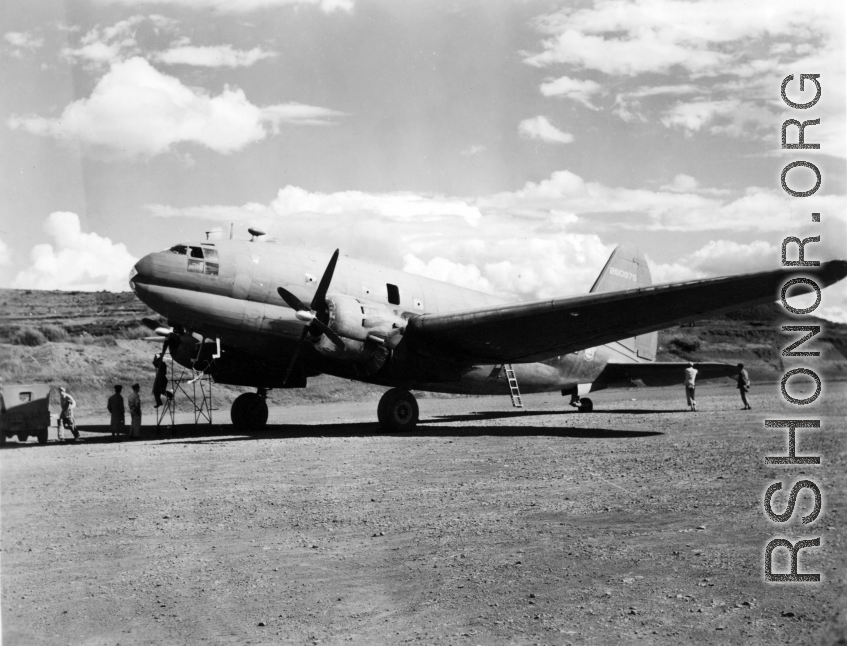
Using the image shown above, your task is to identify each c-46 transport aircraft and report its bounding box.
[129,231,847,431]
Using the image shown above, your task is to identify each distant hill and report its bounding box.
[2,289,845,415]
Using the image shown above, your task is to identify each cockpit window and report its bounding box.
[169,245,187,255]
[182,245,219,276]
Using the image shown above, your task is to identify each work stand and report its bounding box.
[155,350,216,435]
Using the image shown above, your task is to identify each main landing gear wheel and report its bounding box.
[577,397,593,413]
[231,392,269,431]
[377,388,419,432]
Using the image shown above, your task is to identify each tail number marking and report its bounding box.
[610,267,637,282]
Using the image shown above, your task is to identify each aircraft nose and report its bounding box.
[130,254,154,292]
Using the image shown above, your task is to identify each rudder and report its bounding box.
[590,245,657,360]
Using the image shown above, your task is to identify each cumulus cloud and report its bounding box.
[153,45,277,68]
[61,15,176,67]
[11,212,138,292]
[403,254,494,294]
[4,31,44,57]
[518,116,573,144]
[659,99,776,138]
[98,0,353,13]
[7,57,343,158]
[523,0,836,76]
[661,174,698,193]
[539,76,602,108]
[524,1,845,153]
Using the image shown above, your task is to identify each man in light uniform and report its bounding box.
[107,385,125,440]
[736,363,751,410]
[128,383,142,439]
[58,386,80,442]
[684,362,698,411]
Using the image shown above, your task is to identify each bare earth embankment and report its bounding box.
[2,383,845,645]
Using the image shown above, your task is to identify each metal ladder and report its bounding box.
[505,364,524,409]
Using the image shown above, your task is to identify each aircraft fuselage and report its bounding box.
[130,238,647,397]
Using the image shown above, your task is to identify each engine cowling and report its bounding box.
[310,294,406,369]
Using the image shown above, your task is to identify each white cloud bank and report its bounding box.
[145,169,847,319]
[7,57,343,158]
[518,116,573,144]
[10,212,138,292]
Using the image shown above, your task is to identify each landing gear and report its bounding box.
[231,390,268,430]
[377,388,419,432]
[566,389,594,413]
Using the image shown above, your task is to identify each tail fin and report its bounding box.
[591,245,658,361]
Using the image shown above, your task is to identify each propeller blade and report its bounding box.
[142,317,164,332]
[283,327,310,386]
[310,318,345,350]
[277,286,309,313]
[311,249,339,311]
[384,329,405,350]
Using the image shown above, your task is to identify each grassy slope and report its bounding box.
[2,290,845,414]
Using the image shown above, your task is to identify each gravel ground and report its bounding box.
[2,382,845,645]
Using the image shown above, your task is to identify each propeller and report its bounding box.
[277,249,345,384]
[141,317,178,354]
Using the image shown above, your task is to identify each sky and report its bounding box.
[1,0,845,321]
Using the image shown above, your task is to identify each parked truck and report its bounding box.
[1,384,53,445]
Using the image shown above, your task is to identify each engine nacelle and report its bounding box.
[310,294,406,369]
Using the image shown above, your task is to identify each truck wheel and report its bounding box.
[18,434,30,443]
[37,431,49,445]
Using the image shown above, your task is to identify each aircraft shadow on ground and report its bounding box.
[429,408,683,422]
[144,421,661,444]
[1,414,667,448]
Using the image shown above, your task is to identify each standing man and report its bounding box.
[107,385,126,440]
[128,383,142,439]
[58,386,80,442]
[684,362,698,411]
[737,363,751,410]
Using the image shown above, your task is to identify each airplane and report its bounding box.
[129,229,847,431]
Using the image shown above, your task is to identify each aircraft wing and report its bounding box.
[403,260,847,364]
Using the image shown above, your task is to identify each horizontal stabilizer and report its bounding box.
[597,362,738,388]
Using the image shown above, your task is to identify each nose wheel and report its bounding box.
[231,391,269,430]
[377,388,419,432]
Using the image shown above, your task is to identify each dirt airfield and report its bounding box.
[2,382,845,646]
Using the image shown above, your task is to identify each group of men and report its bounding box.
[57,353,171,442]
[683,362,752,411]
